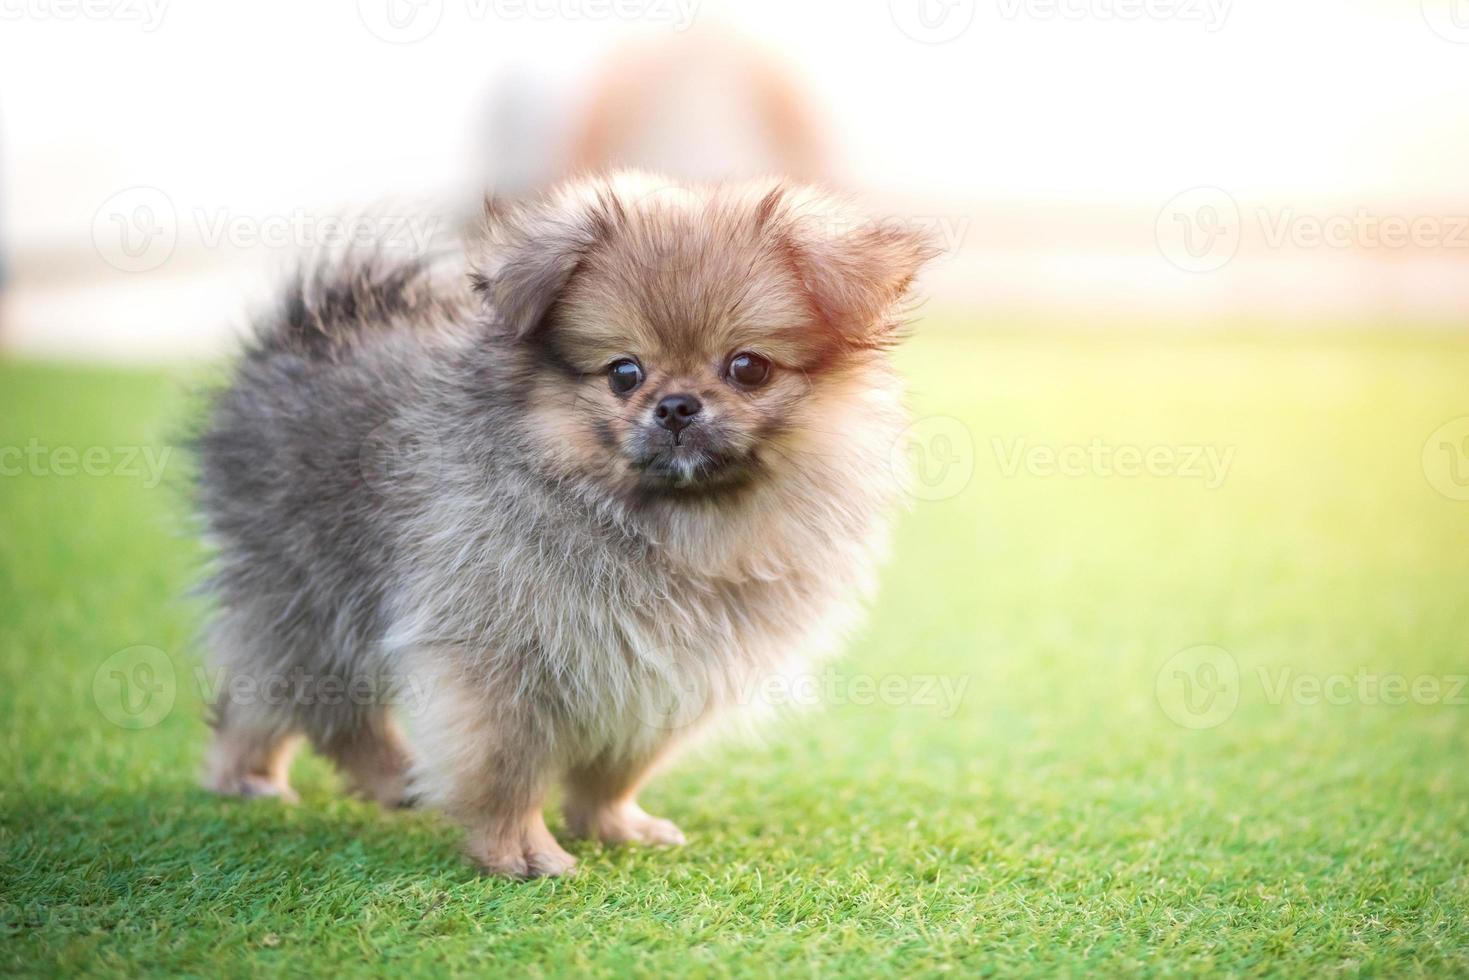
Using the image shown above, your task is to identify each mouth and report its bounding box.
[632,445,752,493]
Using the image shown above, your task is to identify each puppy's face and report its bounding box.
[475,175,936,503]
[539,219,826,496]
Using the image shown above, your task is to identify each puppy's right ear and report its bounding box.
[469,192,618,339]
[759,185,941,351]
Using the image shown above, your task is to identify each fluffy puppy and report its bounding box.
[196,172,936,877]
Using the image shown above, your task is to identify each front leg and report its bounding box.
[408,664,576,878]
[563,745,687,847]
[467,801,578,879]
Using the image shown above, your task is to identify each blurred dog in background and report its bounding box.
[484,31,831,196]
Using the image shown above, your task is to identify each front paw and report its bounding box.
[468,822,578,879]
[205,772,300,805]
[566,801,686,847]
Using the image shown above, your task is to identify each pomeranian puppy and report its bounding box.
[196,172,935,877]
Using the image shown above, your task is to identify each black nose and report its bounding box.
[654,393,702,435]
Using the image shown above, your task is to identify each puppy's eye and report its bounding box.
[726,352,772,389]
[607,358,644,395]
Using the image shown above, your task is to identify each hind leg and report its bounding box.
[563,743,686,847]
[201,614,310,802]
[204,700,303,803]
[313,712,414,808]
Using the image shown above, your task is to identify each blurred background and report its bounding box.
[1,0,1467,361]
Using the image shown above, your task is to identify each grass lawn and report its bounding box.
[3,324,1468,976]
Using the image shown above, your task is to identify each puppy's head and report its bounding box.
[472,172,937,504]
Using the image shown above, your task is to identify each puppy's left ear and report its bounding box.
[769,187,942,348]
[469,191,618,339]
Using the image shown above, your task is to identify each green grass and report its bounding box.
[3,325,1468,976]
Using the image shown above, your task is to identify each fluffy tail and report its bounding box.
[252,249,472,361]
